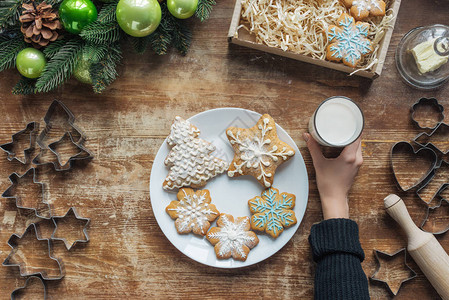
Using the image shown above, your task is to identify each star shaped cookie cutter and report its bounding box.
[33,132,93,171]
[370,248,417,296]
[2,223,65,280]
[51,207,90,250]
[2,168,52,219]
[0,122,39,164]
[10,276,47,300]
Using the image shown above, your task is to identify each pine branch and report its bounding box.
[97,1,119,23]
[0,0,23,29]
[12,76,35,95]
[171,18,192,55]
[80,21,121,44]
[35,38,84,93]
[130,36,151,54]
[43,39,66,59]
[83,42,109,63]
[195,0,216,22]
[89,42,121,93]
[46,0,64,6]
[0,34,26,72]
[148,3,173,55]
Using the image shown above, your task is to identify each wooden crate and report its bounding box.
[228,0,402,79]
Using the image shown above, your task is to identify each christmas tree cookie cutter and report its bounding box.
[2,168,52,219]
[10,276,47,300]
[51,207,90,250]
[411,97,444,130]
[2,223,65,280]
[370,248,417,296]
[33,132,93,171]
[414,122,449,167]
[36,100,85,148]
[420,194,449,235]
[0,121,39,164]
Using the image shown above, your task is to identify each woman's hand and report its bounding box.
[303,133,363,220]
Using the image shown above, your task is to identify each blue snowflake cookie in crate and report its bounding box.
[248,187,297,239]
[326,13,374,68]
[226,114,295,188]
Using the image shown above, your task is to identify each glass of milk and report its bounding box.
[308,96,364,147]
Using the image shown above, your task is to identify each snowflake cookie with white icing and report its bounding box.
[342,0,386,21]
[163,116,228,190]
[226,114,295,188]
[326,13,374,68]
[248,187,297,239]
[166,188,219,236]
[206,213,259,261]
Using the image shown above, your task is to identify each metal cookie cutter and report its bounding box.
[51,207,90,250]
[0,122,39,164]
[411,97,444,130]
[370,248,417,296]
[390,141,437,192]
[37,100,85,148]
[33,132,93,171]
[420,195,449,235]
[2,223,65,280]
[414,123,449,167]
[2,168,52,219]
[10,276,47,300]
[416,160,449,204]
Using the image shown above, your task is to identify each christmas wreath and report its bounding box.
[0,0,215,94]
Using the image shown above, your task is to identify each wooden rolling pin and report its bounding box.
[384,194,449,300]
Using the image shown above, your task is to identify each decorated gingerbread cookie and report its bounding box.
[226,114,295,188]
[342,0,386,21]
[326,13,374,68]
[206,213,259,261]
[166,188,219,236]
[248,187,297,238]
[163,116,228,190]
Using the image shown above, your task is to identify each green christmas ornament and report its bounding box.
[73,56,92,84]
[116,0,161,37]
[16,48,47,79]
[167,0,198,19]
[59,0,98,34]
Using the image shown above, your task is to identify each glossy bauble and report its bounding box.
[116,0,161,37]
[73,55,92,84]
[59,0,98,34]
[16,48,47,79]
[167,0,198,19]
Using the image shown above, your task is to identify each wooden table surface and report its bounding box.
[1,0,449,299]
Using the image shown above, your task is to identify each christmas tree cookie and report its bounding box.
[226,114,295,187]
[206,213,259,261]
[163,116,228,190]
[248,187,297,238]
[166,188,219,236]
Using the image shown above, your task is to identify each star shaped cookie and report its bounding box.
[226,114,295,187]
[342,0,386,21]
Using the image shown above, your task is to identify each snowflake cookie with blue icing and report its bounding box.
[206,213,259,261]
[342,0,386,21]
[248,187,296,238]
[326,13,374,68]
[166,188,219,236]
[226,114,295,188]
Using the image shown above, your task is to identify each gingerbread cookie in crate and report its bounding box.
[163,116,228,190]
[226,114,295,188]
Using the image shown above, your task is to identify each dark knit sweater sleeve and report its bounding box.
[308,218,370,300]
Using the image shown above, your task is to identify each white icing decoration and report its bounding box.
[351,0,382,17]
[207,215,257,259]
[167,190,218,234]
[164,117,229,190]
[227,117,294,187]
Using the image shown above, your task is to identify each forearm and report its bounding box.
[309,218,370,300]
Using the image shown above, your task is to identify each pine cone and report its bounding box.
[19,1,62,48]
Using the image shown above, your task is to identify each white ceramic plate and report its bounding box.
[150,108,309,268]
